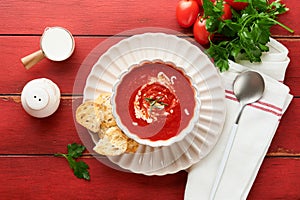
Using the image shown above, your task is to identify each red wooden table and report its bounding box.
[0,0,299,199]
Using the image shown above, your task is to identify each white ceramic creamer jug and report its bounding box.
[21,27,75,70]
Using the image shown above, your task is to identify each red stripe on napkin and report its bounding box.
[250,104,282,117]
[225,91,282,117]
[225,90,235,95]
[257,101,282,112]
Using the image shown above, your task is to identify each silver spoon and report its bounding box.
[210,71,265,200]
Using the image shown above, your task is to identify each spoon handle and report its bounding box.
[209,123,239,200]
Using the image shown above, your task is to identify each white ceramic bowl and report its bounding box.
[112,60,200,147]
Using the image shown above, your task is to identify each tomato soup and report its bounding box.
[114,61,198,142]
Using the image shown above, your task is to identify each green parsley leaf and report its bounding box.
[234,0,249,2]
[252,0,268,12]
[218,20,241,37]
[55,143,90,181]
[67,143,85,158]
[206,41,230,72]
[73,161,90,180]
[203,0,222,18]
[201,0,294,71]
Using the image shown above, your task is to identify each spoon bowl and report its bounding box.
[234,71,265,104]
[233,71,265,124]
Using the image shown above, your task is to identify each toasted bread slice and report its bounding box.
[95,93,117,129]
[97,127,139,154]
[94,92,111,106]
[126,138,139,153]
[77,93,140,155]
[96,93,140,154]
[75,101,103,133]
[93,126,128,156]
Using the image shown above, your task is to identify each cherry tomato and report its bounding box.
[193,17,214,45]
[221,2,232,20]
[176,0,200,28]
[224,0,248,10]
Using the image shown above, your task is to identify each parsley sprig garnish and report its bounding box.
[145,96,168,114]
[54,143,90,181]
[202,0,294,72]
[145,96,168,107]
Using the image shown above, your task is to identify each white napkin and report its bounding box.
[184,38,293,200]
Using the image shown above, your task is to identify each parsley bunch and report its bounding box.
[203,0,294,71]
[54,143,90,181]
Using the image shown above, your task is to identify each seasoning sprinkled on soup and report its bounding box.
[114,61,197,142]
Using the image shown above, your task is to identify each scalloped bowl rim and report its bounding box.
[111,59,201,147]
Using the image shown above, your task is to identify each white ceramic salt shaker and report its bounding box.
[21,78,61,118]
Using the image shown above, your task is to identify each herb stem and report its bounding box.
[240,15,256,33]
[268,18,294,33]
[240,14,294,36]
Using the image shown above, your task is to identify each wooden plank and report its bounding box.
[1,37,300,94]
[268,99,300,156]
[248,157,300,200]
[280,39,300,79]
[0,96,82,154]
[0,156,187,200]
[0,0,298,36]
[0,156,298,199]
[285,77,300,96]
[1,96,299,155]
[0,0,183,36]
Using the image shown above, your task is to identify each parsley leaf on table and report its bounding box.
[201,0,294,71]
[54,143,90,181]
[67,143,86,158]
